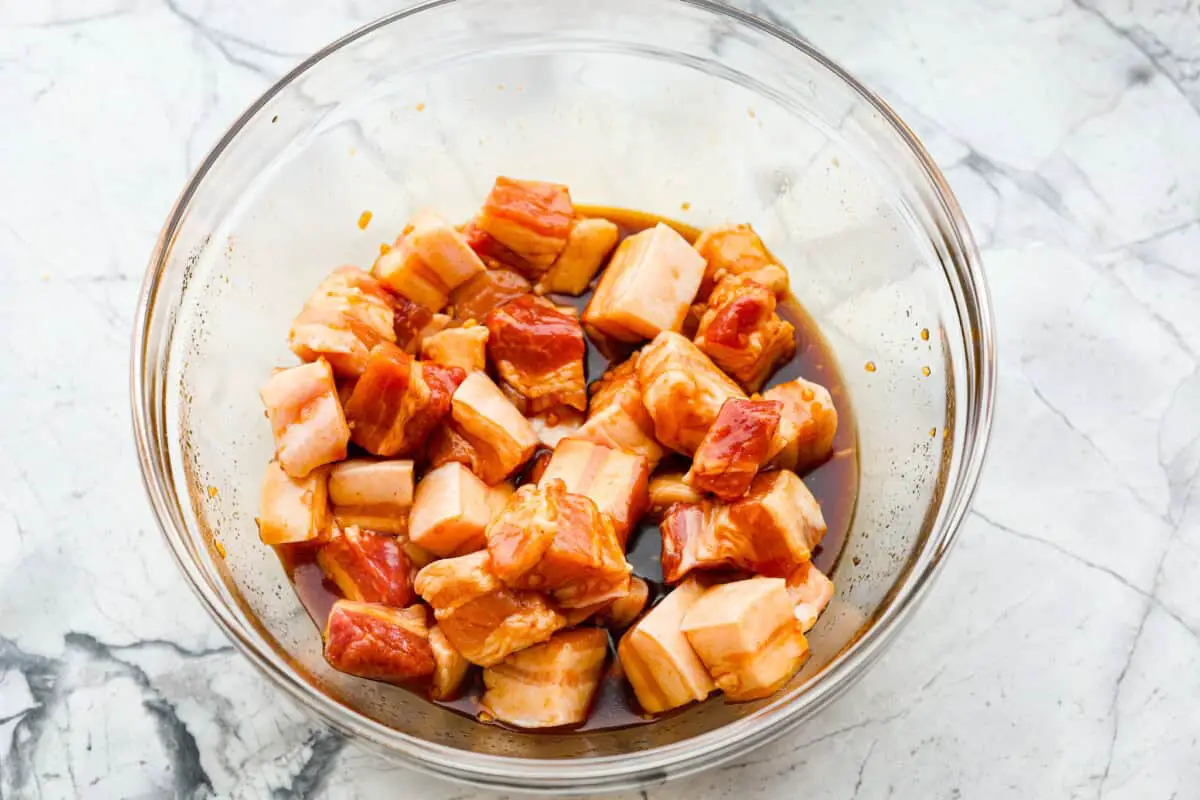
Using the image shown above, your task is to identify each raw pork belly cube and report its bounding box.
[391,293,451,354]
[636,332,745,454]
[583,223,706,342]
[448,372,539,482]
[257,460,330,545]
[646,472,704,520]
[287,266,397,378]
[373,211,486,310]
[570,357,664,468]
[480,628,609,728]
[692,223,781,297]
[414,551,565,666]
[530,407,585,448]
[259,359,350,477]
[421,325,489,372]
[342,343,464,457]
[469,177,574,276]
[449,268,532,322]
[660,470,827,582]
[429,624,471,700]
[486,481,631,609]
[786,561,835,632]
[323,600,435,683]
[486,295,587,412]
[535,217,621,295]
[539,438,650,544]
[617,577,714,713]
[601,576,650,629]
[693,271,796,393]
[685,398,782,500]
[763,378,839,472]
[408,462,508,557]
[680,577,809,701]
[327,458,413,535]
[316,524,413,606]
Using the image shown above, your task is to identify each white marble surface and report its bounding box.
[2,0,1199,797]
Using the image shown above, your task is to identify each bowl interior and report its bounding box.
[138,0,986,780]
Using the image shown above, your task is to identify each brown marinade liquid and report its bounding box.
[276,206,859,732]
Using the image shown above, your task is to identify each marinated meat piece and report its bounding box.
[539,438,650,545]
[449,372,539,483]
[685,398,782,500]
[409,463,506,557]
[660,470,827,582]
[342,343,465,457]
[414,552,566,666]
[316,524,413,606]
[469,177,574,276]
[426,423,510,488]
[392,293,451,354]
[583,223,706,342]
[421,325,489,372]
[486,481,631,609]
[692,223,780,298]
[569,357,664,468]
[288,267,397,378]
[680,577,809,701]
[636,332,745,455]
[327,459,413,535]
[486,295,587,412]
[259,360,350,477]
[530,407,585,448]
[763,378,839,472]
[323,600,435,683]
[617,577,715,713]
[694,271,796,392]
[535,217,621,295]
[602,576,650,629]
[647,472,704,520]
[786,562,835,632]
[258,460,330,545]
[449,268,532,322]
[373,211,486,310]
[429,624,471,700]
[480,628,608,728]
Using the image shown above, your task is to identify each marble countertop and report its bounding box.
[3,0,1199,797]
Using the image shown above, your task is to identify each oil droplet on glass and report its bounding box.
[357,210,373,230]
[864,361,877,373]
[415,102,426,112]
[921,366,931,377]
[920,328,930,341]
[379,242,392,257]
[207,485,218,498]
[929,427,937,438]
[214,540,227,558]
[681,201,691,211]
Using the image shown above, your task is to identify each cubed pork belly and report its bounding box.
[316,524,413,606]
[647,472,704,520]
[257,460,330,545]
[466,177,574,276]
[680,577,809,701]
[480,628,608,728]
[660,470,826,582]
[447,372,539,483]
[448,268,532,322]
[786,562,835,632]
[373,211,486,310]
[260,360,350,478]
[692,223,781,298]
[530,407,585,448]
[486,295,587,412]
[486,481,631,609]
[535,217,620,295]
[429,624,471,700]
[342,343,464,457]
[617,577,714,713]
[636,332,745,455]
[763,378,839,472]
[538,438,650,545]
[392,293,451,354]
[288,267,397,378]
[582,223,706,342]
[569,357,664,468]
[327,459,413,535]
[414,552,566,666]
[323,600,435,683]
[694,271,795,393]
[685,398,782,500]
[408,462,508,557]
[420,325,489,372]
[602,576,650,629]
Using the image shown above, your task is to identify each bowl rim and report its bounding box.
[130,0,997,792]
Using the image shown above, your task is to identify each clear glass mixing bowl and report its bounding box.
[131,0,995,793]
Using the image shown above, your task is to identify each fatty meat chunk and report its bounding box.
[786,562,835,632]
[466,177,574,276]
[685,398,781,500]
[327,458,413,535]
[538,438,650,544]
[646,472,704,519]
[762,378,839,472]
[373,211,486,310]
[486,295,587,412]
[569,356,664,468]
[287,267,397,378]
[259,359,350,477]
[693,271,795,393]
[257,460,330,545]
[421,325,489,372]
[429,624,471,700]
[449,268,532,322]
[480,628,608,728]
[323,600,435,683]
[316,524,413,606]
[535,217,621,295]
[408,462,508,557]
[692,223,780,297]
[448,371,539,483]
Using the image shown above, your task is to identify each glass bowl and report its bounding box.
[131,0,995,793]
